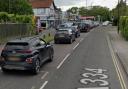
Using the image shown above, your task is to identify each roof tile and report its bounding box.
[30,0,53,8]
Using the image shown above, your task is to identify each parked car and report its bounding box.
[0,37,54,74]
[54,27,76,44]
[102,21,110,26]
[72,23,80,38]
[78,23,90,32]
[64,22,73,27]
[57,24,69,29]
[83,20,94,29]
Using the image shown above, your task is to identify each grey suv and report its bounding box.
[54,27,76,44]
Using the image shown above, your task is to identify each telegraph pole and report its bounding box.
[8,0,10,13]
[125,0,127,15]
[86,0,87,17]
[117,0,120,34]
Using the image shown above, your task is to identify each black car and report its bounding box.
[78,23,90,32]
[0,37,54,74]
[54,27,76,44]
[56,23,69,30]
[72,24,80,38]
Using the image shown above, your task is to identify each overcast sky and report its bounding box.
[54,0,118,11]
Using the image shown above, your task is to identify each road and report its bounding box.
[0,26,127,89]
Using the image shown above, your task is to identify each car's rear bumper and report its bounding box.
[80,29,88,32]
[0,61,35,70]
[54,37,71,42]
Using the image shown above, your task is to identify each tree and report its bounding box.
[67,7,79,14]
[67,6,110,21]
[79,7,87,16]
[111,0,128,25]
[0,0,33,15]
[87,6,110,21]
[111,0,127,18]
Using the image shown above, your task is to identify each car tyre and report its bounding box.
[1,67,9,73]
[48,51,54,62]
[32,59,40,75]
[69,39,73,44]
[54,40,59,44]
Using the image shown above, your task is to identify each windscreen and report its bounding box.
[5,42,29,50]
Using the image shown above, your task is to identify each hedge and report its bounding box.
[0,12,34,24]
[120,16,128,40]
[0,12,35,37]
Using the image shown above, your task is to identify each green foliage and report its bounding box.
[111,0,128,26]
[67,7,78,14]
[0,0,33,15]
[87,6,110,21]
[120,16,128,40]
[0,12,10,22]
[67,6,110,21]
[79,7,87,16]
[0,12,33,24]
[42,34,54,43]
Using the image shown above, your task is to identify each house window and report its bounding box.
[33,8,46,15]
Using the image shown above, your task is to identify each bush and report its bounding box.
[0,12,34,24]
[120,16,128,40]
[8,14,16,23]
[0,12,36,35]
[0,12,10,23]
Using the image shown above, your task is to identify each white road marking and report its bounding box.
[39,81,48,89]
[107,36,127,89]
[82,73,108,79]
[31,86,35,89]
[80,38,84,43]
[80,79,109,86]
[78,87,109,89]
[73,43,79,50]
[0,67,1,70]
[85,68,107,74]
[41,72,49,80]
[57,53,70,69]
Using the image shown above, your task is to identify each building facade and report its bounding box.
[30,0,61,29]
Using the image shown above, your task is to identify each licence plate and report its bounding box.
[4,65,25,70]
[59,35,64,37]
[8,57,20,61]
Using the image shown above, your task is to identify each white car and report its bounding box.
[102,21,109,26]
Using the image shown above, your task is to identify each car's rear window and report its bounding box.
[5,42,29,50]
[57,30,69,34]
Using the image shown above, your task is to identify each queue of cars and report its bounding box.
[54,21,99,44]
[0,20,99,75]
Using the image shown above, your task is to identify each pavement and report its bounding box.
[108,26,128,75]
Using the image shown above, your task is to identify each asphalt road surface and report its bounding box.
[0,26,127,89]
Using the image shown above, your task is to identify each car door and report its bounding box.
[71,28,76,40]
[34,41,47,63]
[39,39,49,61]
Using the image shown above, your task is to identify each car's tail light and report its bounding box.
[17,50,32,53]
[0,56,5,61]
[26,58,33,63]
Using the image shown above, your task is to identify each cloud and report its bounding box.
[54,0,118,11]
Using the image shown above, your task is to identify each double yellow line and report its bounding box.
[107,36,127,89]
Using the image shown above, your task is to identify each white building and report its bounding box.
[30,0,60,29]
